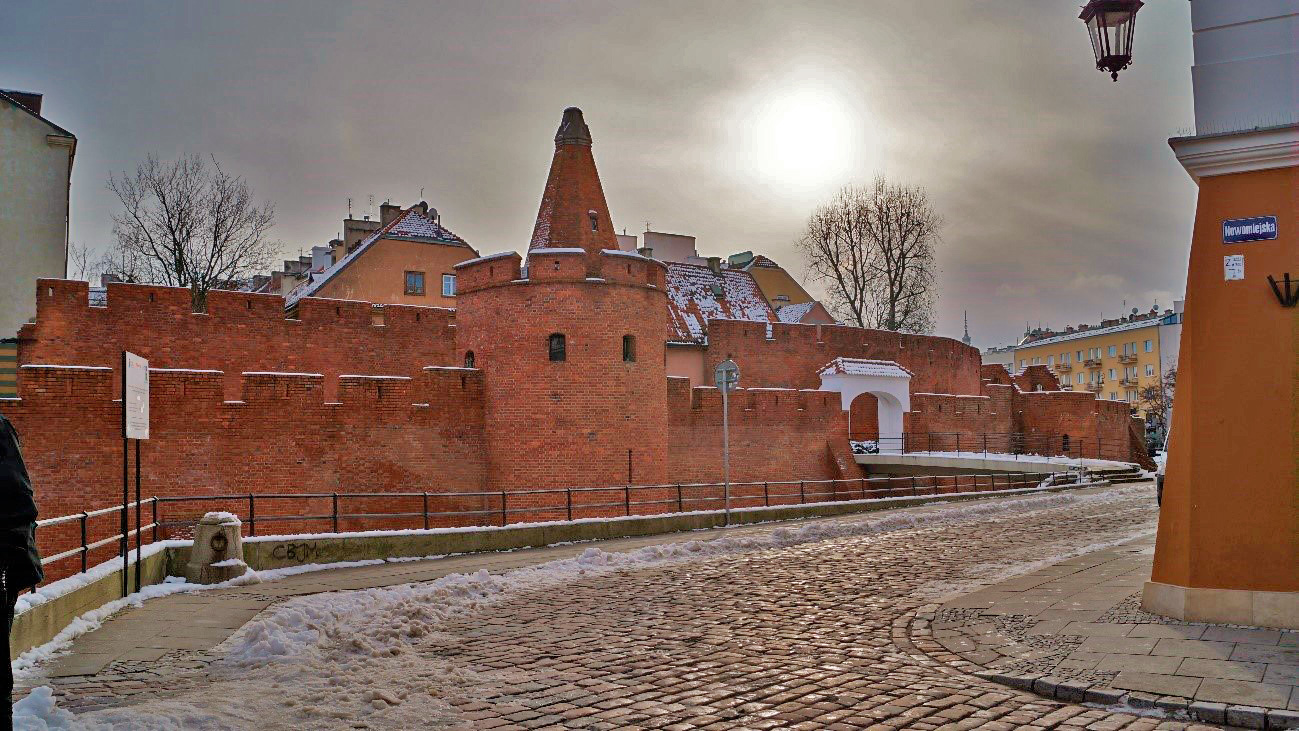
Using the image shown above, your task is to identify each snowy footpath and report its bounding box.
[13,482,1180,731]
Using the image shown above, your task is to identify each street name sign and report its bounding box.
[1223,216,1277,244]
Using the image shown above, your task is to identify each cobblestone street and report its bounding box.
[20,482,1227,730]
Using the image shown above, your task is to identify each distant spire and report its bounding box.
[962,311,972,346]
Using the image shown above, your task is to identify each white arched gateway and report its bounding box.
[818,358,912,453]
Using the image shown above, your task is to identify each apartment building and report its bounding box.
[1011,302,1183,422]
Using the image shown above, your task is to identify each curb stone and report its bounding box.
[1225,704,1266,729]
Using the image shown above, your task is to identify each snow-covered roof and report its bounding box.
[665,262,777,344]
[1021,317,1162,349]
[818,358,913,379]
[775,301,817,323]
[286,207,473,306]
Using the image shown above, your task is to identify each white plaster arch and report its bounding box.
[818,358,913,453]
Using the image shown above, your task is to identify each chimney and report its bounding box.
[637,247,654,259]
[707,256,722,275]
[412,201,428,216]
[380,202,402,226]
[2,90,42,115]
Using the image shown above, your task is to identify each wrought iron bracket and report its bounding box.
[1267,273,1299,307]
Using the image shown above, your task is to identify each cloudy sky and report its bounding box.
[2,0,1196,347]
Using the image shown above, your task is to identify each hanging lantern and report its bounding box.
[1080,0,1144,81]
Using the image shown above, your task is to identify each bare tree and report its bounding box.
[796,177,942,333]
[1137,364,1177,435]
[107,154,276,310]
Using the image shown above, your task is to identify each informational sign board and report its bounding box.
[124,352,150,440]
[1224,255,1245,282]
[714,359,739,393]
[1223,216,1277,244]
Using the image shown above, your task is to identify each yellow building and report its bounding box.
[1011,303,1182,423]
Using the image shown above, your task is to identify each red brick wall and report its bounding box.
[19,279,457,400]
[1,365,487,579]
[705,320,983,395]
[1014,365,1062,393]
[849,393,879,440]
[454,252,671,495]
[665,378,859,504]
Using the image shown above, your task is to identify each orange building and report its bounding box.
[1142,3,1298,628]
[286,201,477,310]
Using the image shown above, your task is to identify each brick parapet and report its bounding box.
[19,279,457,401]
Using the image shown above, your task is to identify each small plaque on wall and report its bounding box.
[1224,254,1245,281]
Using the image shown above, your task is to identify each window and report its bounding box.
[622,335,636,362]
[1077,350,1084,361]
[1110,392,1117,400]
[404,271,425,295]
[464,351,475,368]
[1107,345,1116,357]
[1145,364,1155,376]
[1032,357,1040,365]
[1109,368,1116,380]
[548,333,566,362]
[442,274,456,297]
[1144,339,1153,353]
[1047,356,1054,366]
[1019,359,1026,369]
[1062,352,1070,364]
[589,212,599,231]
[1076,373,1084,384]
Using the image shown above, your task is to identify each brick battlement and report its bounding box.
[704,319,983,395]
[18,279,458,400]
[455,249,667,295]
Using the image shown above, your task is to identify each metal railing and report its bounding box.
[851,432,1135,462]
[33,470,1070,587]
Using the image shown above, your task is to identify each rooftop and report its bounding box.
[285,205,471,306]
[665,262,777,344]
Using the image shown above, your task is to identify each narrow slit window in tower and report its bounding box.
[549,333,566,362]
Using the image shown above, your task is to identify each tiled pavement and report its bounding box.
[16,481,1242,729]
[919,537,1299,728]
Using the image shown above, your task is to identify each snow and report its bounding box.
[665,262,777,344]
[11,483,1148,727]
[210,558,247,568]
[600,249,652,261]
[820,357,913,378]
[147,368,222,374]
[775,301,816,323]
[338,374,412,380]
[421,365,475,372]
[454,250,519,269]
[19,365,112,371]
[204,511,241,525]
[241,371,324,378]
[528,247,585,255]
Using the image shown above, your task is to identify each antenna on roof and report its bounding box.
[419,187,424,199]
[347,197,352,218]
[368,194,374,218]
[644,221,651,232]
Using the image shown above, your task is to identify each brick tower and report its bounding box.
[455,108,670,494]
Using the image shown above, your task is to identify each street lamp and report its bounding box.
[1080,0,1144,81]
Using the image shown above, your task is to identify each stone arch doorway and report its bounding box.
[818,358,912,453]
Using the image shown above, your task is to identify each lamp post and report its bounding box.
[1079,0,1144,81]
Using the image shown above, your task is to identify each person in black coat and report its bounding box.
[0,414,41,727]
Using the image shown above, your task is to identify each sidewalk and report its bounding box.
[911,536,1299,729]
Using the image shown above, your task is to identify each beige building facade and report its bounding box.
[1011,303,1183,424]
[0,90,75,340]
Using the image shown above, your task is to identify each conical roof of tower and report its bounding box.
[528,107,619,257]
